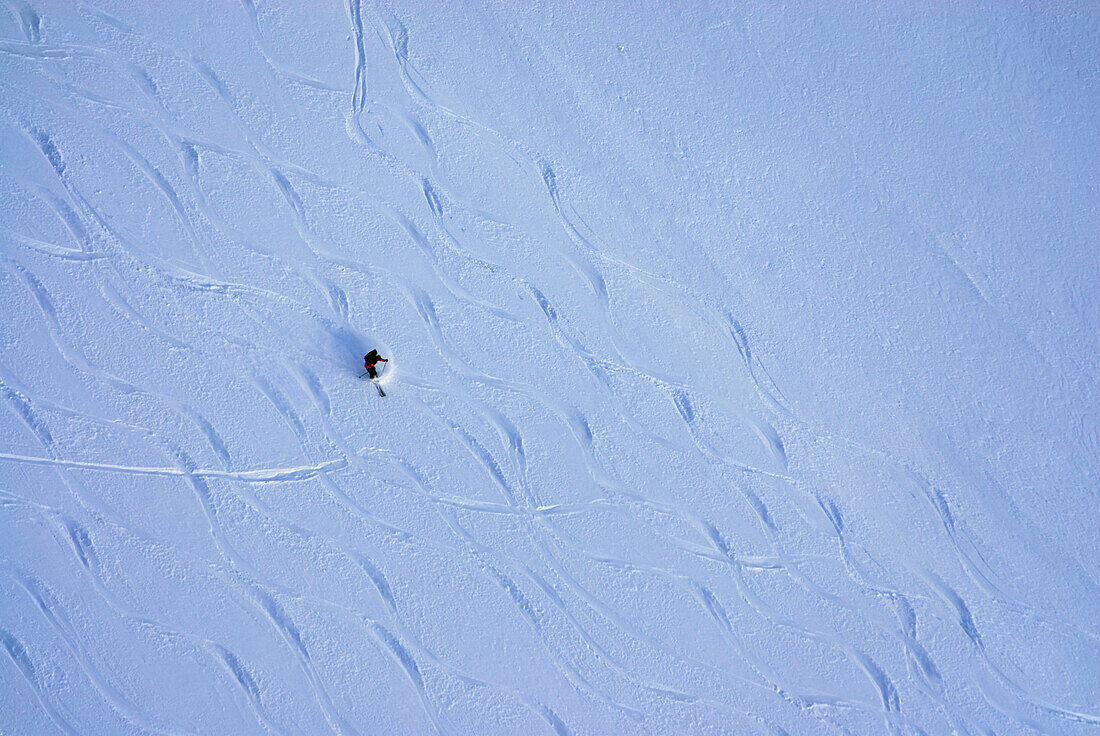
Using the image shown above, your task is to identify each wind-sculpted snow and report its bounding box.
[2,3,1098,735]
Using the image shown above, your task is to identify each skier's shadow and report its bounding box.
[325,325,387,376]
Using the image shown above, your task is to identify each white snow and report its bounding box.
[1,2,1098,735]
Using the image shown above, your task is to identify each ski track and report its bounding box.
[1,3,1096,736]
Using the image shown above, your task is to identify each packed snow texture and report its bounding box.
[1,2,1098,734]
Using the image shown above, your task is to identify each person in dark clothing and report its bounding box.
[364,350,388,379]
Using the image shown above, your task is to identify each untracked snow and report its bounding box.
[1,2,1098,735]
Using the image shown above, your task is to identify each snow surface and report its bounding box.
[1,2,1098,734]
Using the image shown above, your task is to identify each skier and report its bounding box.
[363,349,388,380]
[361,350,389,396]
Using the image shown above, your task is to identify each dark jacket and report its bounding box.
[364,351,387,378]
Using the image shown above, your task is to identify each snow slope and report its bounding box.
[2,2,1098,734]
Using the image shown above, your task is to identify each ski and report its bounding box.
[360,374,386,396]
